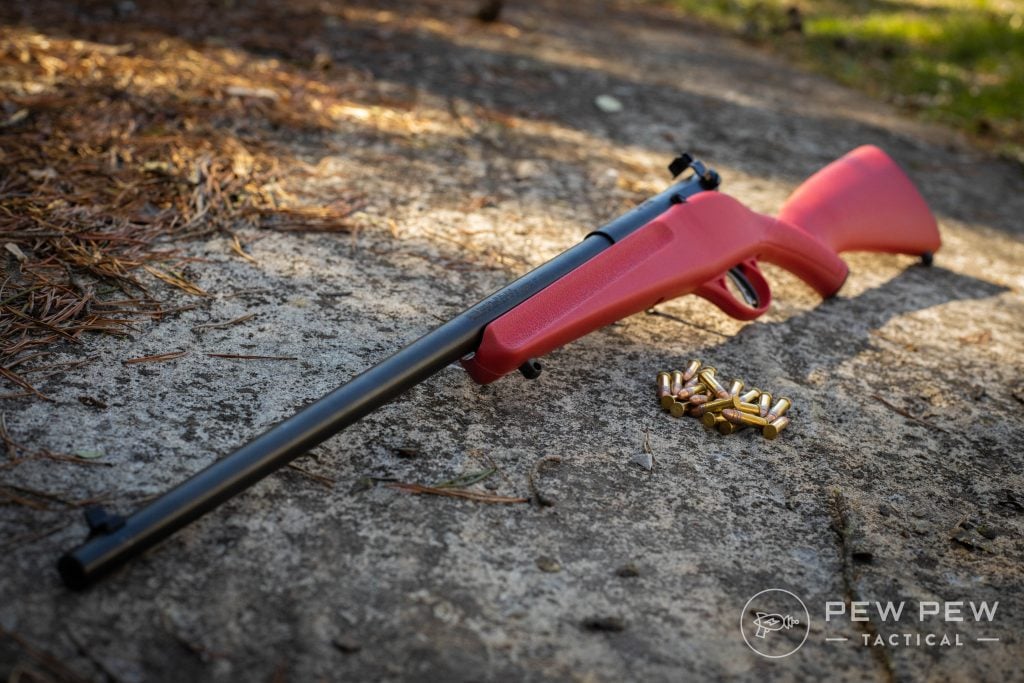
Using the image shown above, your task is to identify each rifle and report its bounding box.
[58,145,940,588]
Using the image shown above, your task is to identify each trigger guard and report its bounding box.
[694,259,771,321]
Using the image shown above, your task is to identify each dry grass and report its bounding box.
[0,2,370,398]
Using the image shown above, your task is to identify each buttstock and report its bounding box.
[777,145,941,256]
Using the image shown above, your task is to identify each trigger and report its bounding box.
[727,267,760,308]
[694,259,772,321]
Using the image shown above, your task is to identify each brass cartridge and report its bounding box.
[689,403,709,418]
[766,397,792,422]
[739,388,761,404]
[658,370,675,409]
[676,383,708,401]
[763,416,791,440]
[722,409,768,427]
[736,401,761,415]
[682,359,702,382]
[670,370,685,397]
[702,395,741,413]
[689,393,710,406]
[699,368,730,399]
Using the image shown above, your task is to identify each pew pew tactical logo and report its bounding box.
[740,589,811,658]
[825,600,1000,648]
[741,589,1002,659]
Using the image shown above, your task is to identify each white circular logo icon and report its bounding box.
[740,588,811,658]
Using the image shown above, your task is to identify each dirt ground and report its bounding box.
[2,0,1023,681]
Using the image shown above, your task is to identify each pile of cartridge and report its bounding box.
[656,361,792,439]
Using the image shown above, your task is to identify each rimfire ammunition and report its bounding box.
[670,370,685,397]
[651,360,792,439]
[766,397,792,422]
[682,359,702,382]
[701,412,720,428]
[659,371,676,409]
[689,403,710,418]
[722,409,768,427]
[659,374,675,405]
[737,401,761,415]
[699,368,730,399]
[702,395,741,412]
[762,416,791,440]
[676,383,707,401]
[669,400,689,418]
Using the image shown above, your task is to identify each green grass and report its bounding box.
[669,0,1024,159]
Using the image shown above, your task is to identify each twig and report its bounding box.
[192,313,255,331]
[645,308,731,337]
[0,487,50,509]
[1,411,19,459]
[218,288,274,299]
[388,482,527,504]
[0,520,70,550]
[66,630,124,683]
[0,391,36,400]
[528,455,562,507]
[0,627,91,683]
[3,351,51,370]
[123,350,188,365]
[142,264,208,296]
[38,450,114,467]
[434,468,497,489]
[18,358,91,375]
[229,234,257,264]
[0,366,49,400]
[475,450,516,490]
[149,304,200,318]
[205,353,297,361]
[0,484,107,509]
[871,395,948,433]
[286,463,335,488]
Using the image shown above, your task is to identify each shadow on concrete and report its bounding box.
[688,264,1008,378]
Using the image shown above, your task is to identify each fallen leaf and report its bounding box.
[595,94,623,113]
[4,243,27,261]
[74,450,104,460]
